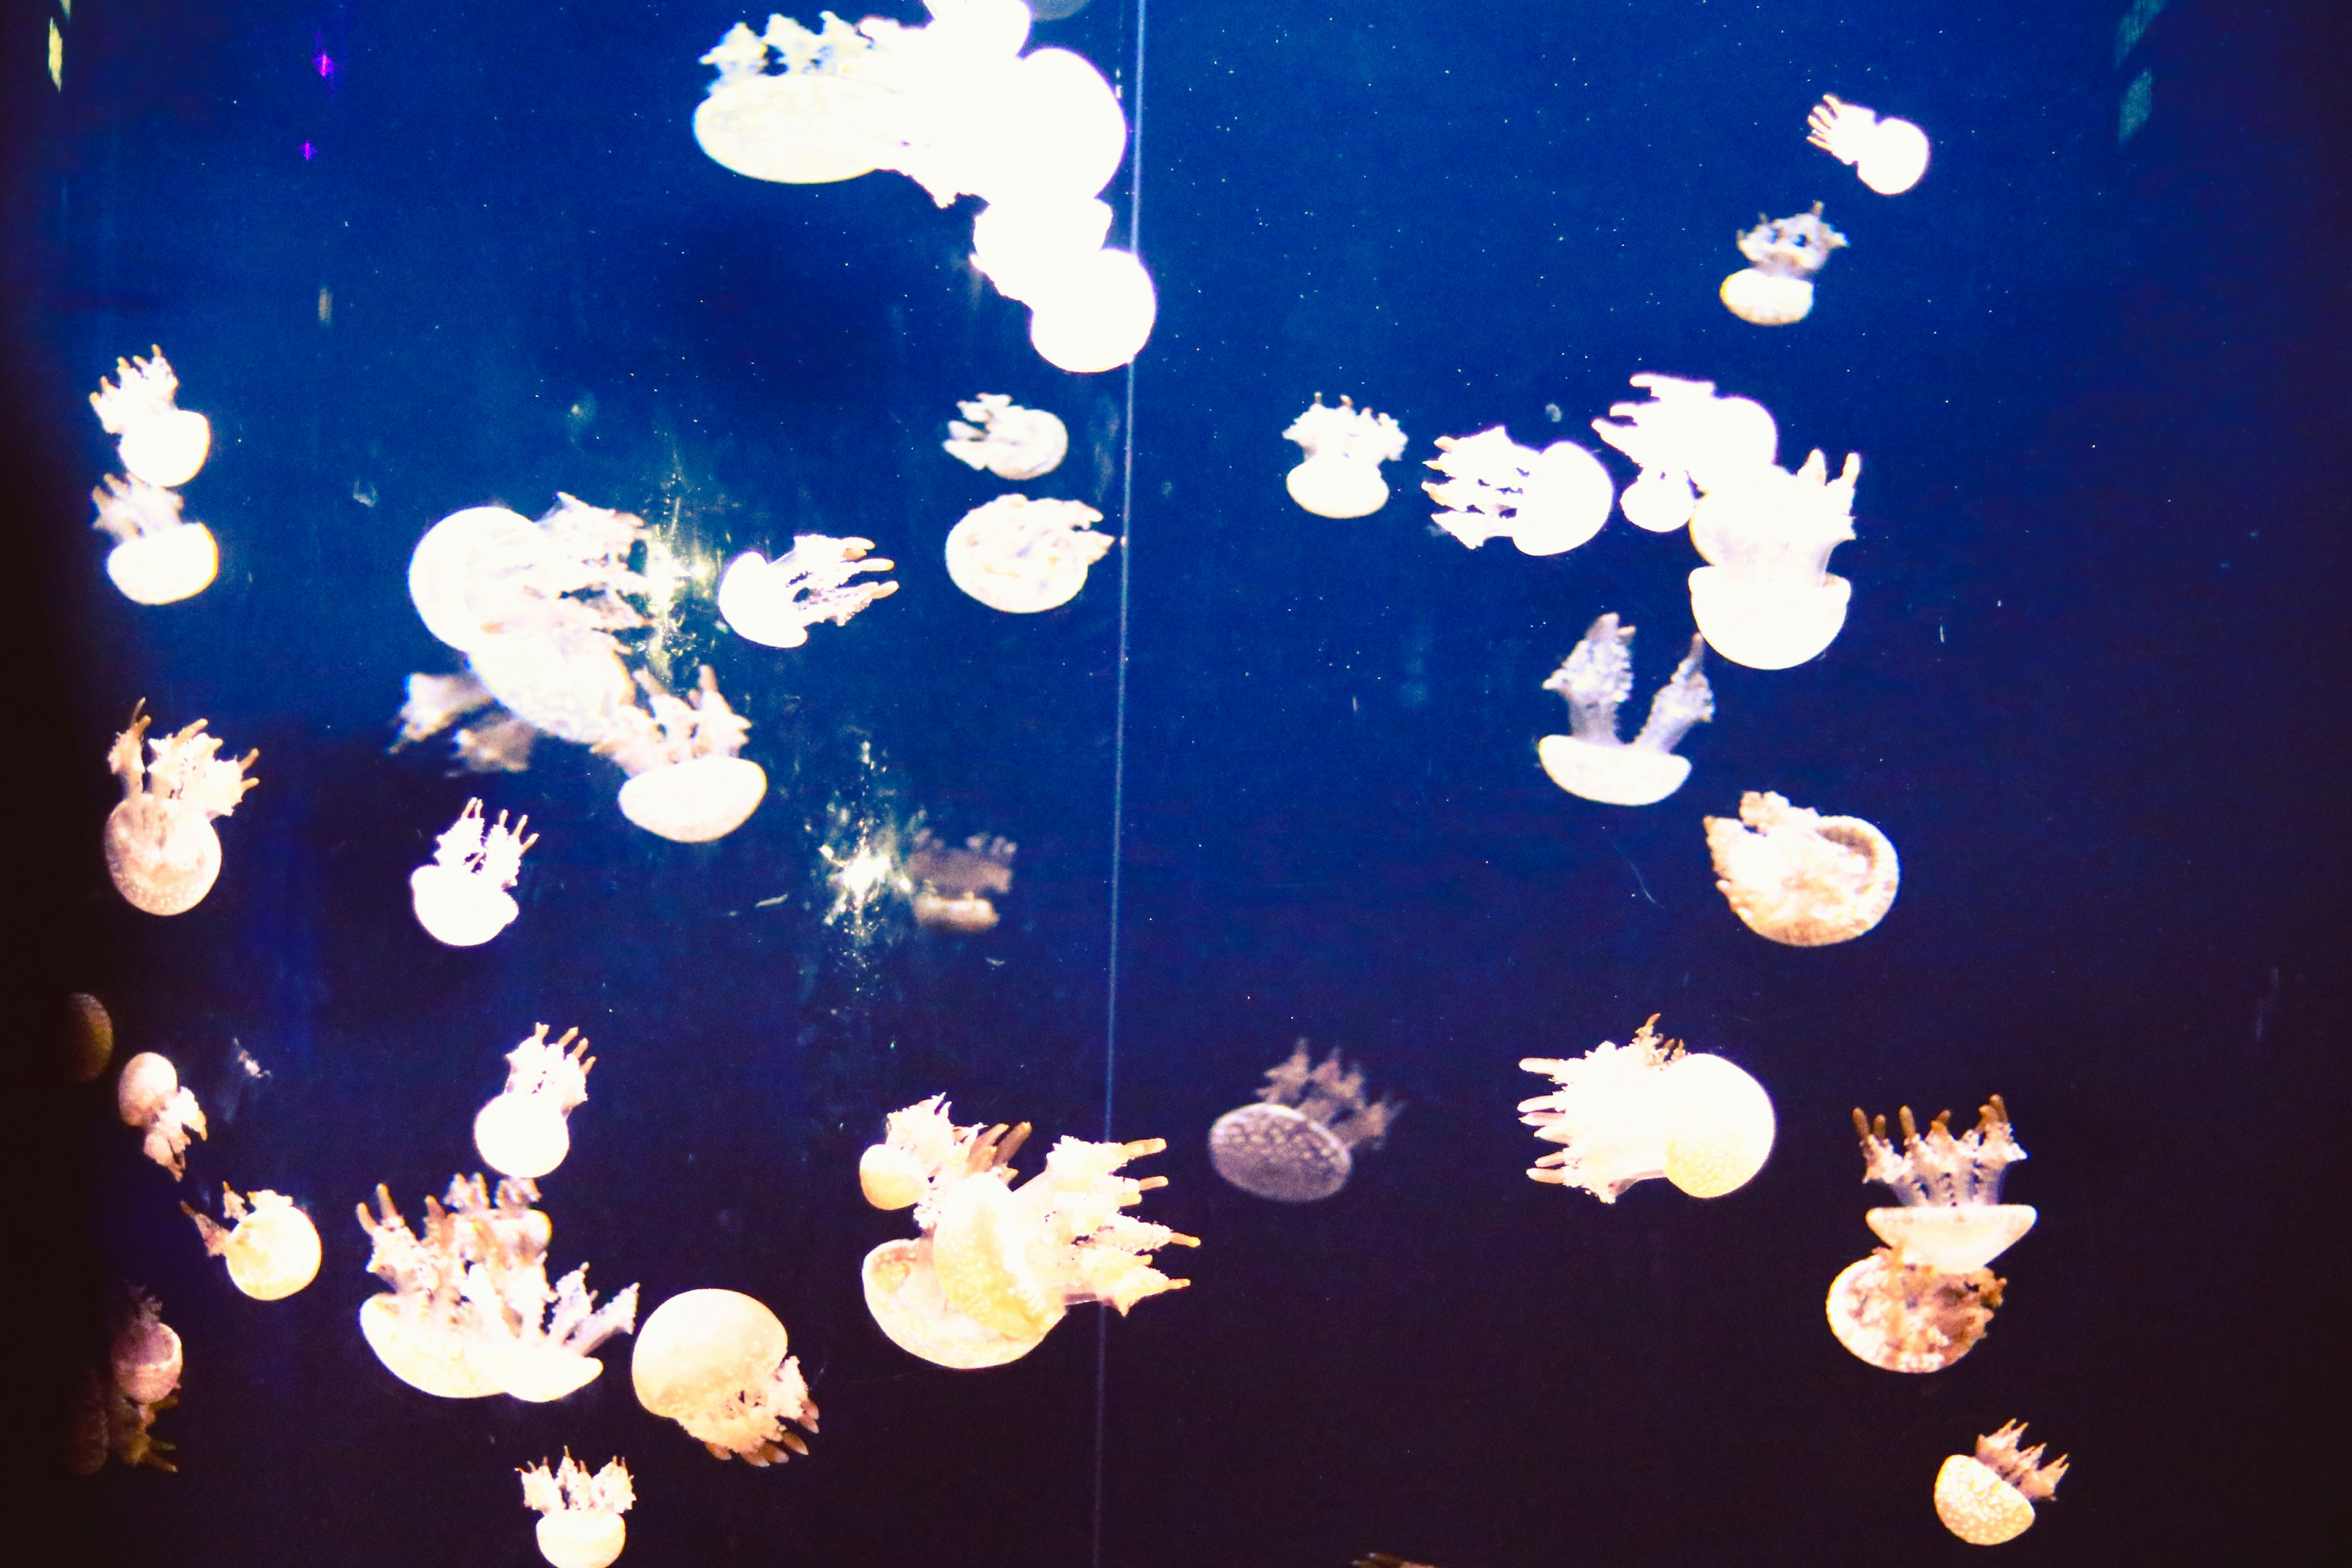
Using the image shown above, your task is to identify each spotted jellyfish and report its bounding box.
[1518,1016,1776,1202]
[1282,395,1408,519]
[90,473,217,606]
[1589,372,1781,536]
[693,15,900,186]
[72,1290,183,1475]
[1719,203,1849,326]
[1807,94,1932,196]
[1705,791,1899,946]
[473,1025,595,1182]
[1422,426,1615,556]
[717,533,898,649]
[594,665,767,843]
[519,1453,637,1568]
[117,1050,207,1178]
[904,829,1016,932]
[411,799,536,948]
[1936,1422,2068,1546]
[631,1289,819,1465]
[944,494,1117,612]
[104,704,258,916]
[183,1186,323,1300]
[943,394,1069,481]
[1208,1041,1400,1203]
[90,349,212,488]
[1536,615,1712,807]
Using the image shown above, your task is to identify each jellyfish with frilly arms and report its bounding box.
[1808,95,1931,196]
[520,1453,636,1568]
[474,1025,596,1181]
[91,474,218,606]
[1536,614,1712,807]
[71,1290,184,1475]
[945,494,1117,612]
[944,394,1069,481]
[183,1186,323,1300]
[104,704,258,916]
[631,1288,820,1464]
[1208,1041,1400,1202]
[118,1050,207,1177]
[411,799,536,948]
[718,533,899,649]
[91,348,212,488]
[1705,791,1899,945]
[905,829,1016,932]
[1423,427,1615,556]
[694,13,901,186]
[1719,203,1849,326]
[1518,1016,1776,1202]
[1936,1421,2068,1546]
[594,665,767,843]
[1283,395,1408,519]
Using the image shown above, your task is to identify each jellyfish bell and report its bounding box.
[968,48,1126,205]
[1868,1205,2038,1273]
[862,1237,1050,1368]
[111,1297,183,1406]
[693,18,897,186]
[1686,565,1850,669]
[92,478,220,605]
[944,494,1118,612]
[1705,791,1900,946]
[1719,268,1817,326]
[358,1292,504,1399]
[1854,1098,2036,1271]
[1617,467,1697,534]
[117,1050,208,1177]
[476,1094,574,1182]
[1825,1250,2004,1373]
[616,754,767,843]
[1027,247,1156,374]
[631,1288,819,1464]
[1658,1052,1775,1197]
[1934,1423,2067,1547]
[1721,205,1847,326]
[1506,441,1615,556]
[1208,1104,1352,1202]
[1537,739,1689,807]
[538,1512,627,1568]
[859,1142,931,1210]
[185,1188,323,1300]
[407,506,545,654]
[971,197,1114,305]
[466,624,637,745]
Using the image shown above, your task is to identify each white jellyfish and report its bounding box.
[103,705,258,916]
[91,349,211,488]
[411,799,536,948]
[595,665,768,843]
[1422,427,1615,556]
[1517,1017,1776,1202]
[90,474,218,606]
[971,195,1114,304]
[1208,1041,1400,1202]
[1027,247,1158,374]
[1807,94,1931,196]
[520,1453,636,1568]
[473,1025,595,1181]
[693,16,900,186]
[1936,1422,2068,1546]
[905,829,1016,932]
[1590,373,1781,532]
[183,1186,322,1300]
[631,1289,820,1464]
[717,535,899,648]
[1855,1097,2035,1272]
[851,0,1036,209]
[944,494,1117,612]
[943,394,1069,481]
[1705,791,1899,945]
[118,1050,208,1178]
[1719,204,1848,326]
[1536,616,1712,807]
[1684,446,1862,668]
[1283,396,1408,520]
[966,45,1127,206]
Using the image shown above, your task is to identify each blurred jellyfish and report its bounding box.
[693,16,899,185]
[971,196,1113,304]
[411,799,536,948]
[1422,428,1615,556]
[73,1290,183,1475]
[118,1051,207,1178]
[1208,1041,1400,1202]
[1807,95,1931,196]
[944,494,1117,612]
[475,1025,595,1181]
[113,1289,184,1407]
[943,394,1069,481]
[520,1453,636,1568]
[595,666,767,843]
[1855,1096,2035,1271]
[1720,204,1848,325]
[395,673,497,752]
[91,475,218,606]
[104,705,257,916]
[1517,1016,1775,1202]
[1705,791,1899,945]
[1027,247,1157,374]
[183,1186,322,1300]
[1936,1422,2068,1546]
[1825,1247,2005,1373]
[1590,373,1781,532]
[1283,395,1408,520]
[905,829,1016,932]
[457,712,542,775]
[91,349,211,488]
[717,535,899,649]
[67,992,116,1084]
[631,1289,820,1465]
[1536,615,1712,807]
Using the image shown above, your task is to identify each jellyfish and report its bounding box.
[456,712,541,774]
[473,1025,595,1181]
[520,1453,636,1568]
[91,349,211,488]
[1422,427,1615,556]
[1720,203,1848,325]
[67,992,115,1084]
[394,672,497,751]
[411,799,536,948]
[717,535,899,649]
[1807,95,1931,196]
[1027,247,1158,374]
[1684,446,1862,669]
[1825,1247,2005,1373]
[118,1051,207,1178]
[595,665,768,843]
[1936,1422,2068,1546]
[72,1290,183,1475]
[971,195,1114,304]
[631,1289,820,1465]
[1536,615,1713,807]
[1281,395,1409,520]
[182,1186,323,1300]
[104,704,258,916]
[1589,373,1782,533]
[943,394,1069,481]
[693,15,901,186]
[1853,1096,2034,1270]
[1517,1016,1775,1202]
[113,1289,184,1407]
[91,474,218,606]
[905,829,1016,932]
[1705,791,1899,945]
[1207,1041,1400,1202]
[944,494,1118,612]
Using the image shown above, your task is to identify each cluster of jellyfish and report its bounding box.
[104,703,258,916]
[1208,1042,1400,1203]
[693,0,1155,373]
[1515,1017,1777,1204]
[71,1289,185,1475]
[935,392,1121,612]
[88,349,219,605]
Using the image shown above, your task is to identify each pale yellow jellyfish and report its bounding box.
[1825,1247,2004,1373]
[1807,94,1931,196]
[631,1289,820,1464]
[1423,428,1615,556]
[1517,1016,1775,1202]
[183,1186,322,1300]
[67,992,116,1084]
[1536,615,1712,807]
[1207,1041,1400,1202]
[905,829,1016,932]
[595,666,767,843]
[944,494,1118,612]
[717,535,899,648]
[971,195,1114,304]
[91,349,211,488]
[1935,1422,2068,1545]
[74,1290,183,1475]
[693,16,900,186]
[1720,203,1848,325]
[104,705,257,917]
[1283,396,1408,520]
[1705,791,1899,945]
[411,799,536,948]
[113,1289,184,1406]
[117,1050,207,1178]
[474,1025,595,1180]
[519,1453,636,1568]
[1589,372,1781,533]
[1855,1097,2035,1271]
[91,474,218,606]
[1027,247,1157,374]
[943,394,1069,481]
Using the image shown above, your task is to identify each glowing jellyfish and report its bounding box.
[68,992,116,1084]
[971,46,1126,205]
[91,475,218,606]
[91,349,211,488]
[943,394,1069,481]
[410,799,535,948]
[74,1291,183,1475]
[905,829,1016,932]
[717,535,899,649]
[944,494,1117,612]
[1283,395,1408,520]
[1936,1422,2068,1546]
[520,1453,636,1568]
[1536,615,1712,807]
[1027,247,1158,374]
[693,16,899,186]
[1207,1041,1400,1202]
[1686,446,1862,669]
[971,195,1114,304]
[183,1186,322,1300]
[473,1025,595,1180]
[1825,1248,2005,1373]
[1705,791,1899,946]
[104,705,258,916]
[1720,203,1848,325]
[1807,95,1931,196]
[631,1289,820,1465]
[1517,1017,1775,1202]
[596,666,767,843]
[1855,1096,2035,1270]
[1590,373,1782,533]
[1423,427,1615,556]
[113,1289,184,1406]
[118,1051,207,1178]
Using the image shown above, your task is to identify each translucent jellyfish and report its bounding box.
[113,1289,184,1406]
[91,349,211,488]
[1207,1041,1400,1202]
[1807,95,1931,196]
[104,705,258,916]
[1517,1017,1775,1202]
[411,799,536,948]
[1283,395,1409,520]
[457,712,541,775]
[943,394,1069,481]
[1825,1248,2005,1373]
[67,992,115,1084]
[595,666,768,843]
[693,16,900,186]
[475,1025,595,1181]
[395,672,497,751]
[1705,791,1899,946]
[520,1453,636,1568]
[971,195,1113,304]
[1855,1096,2035,1271]
[717,535,899,649]
[1422,428,1615,556]
[1720,203,1848,325]
[1685,447,1863,669]
[905,829,1016,932]
[183,1186,323,1300]
[1935,1422,2068,1546]
[631,1289,819,1465]
[944,494,1118,612]
[73,1290,183,1475]
[1027,247,1158,374]
[91,474,217,606]
[1536,616,1712,807]
[117,1050,207,1178]
[1590,373,1781,532]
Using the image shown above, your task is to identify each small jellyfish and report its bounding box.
[474,1025,595,1181]
[91,349,211,488]
[693,16,899,186]
[67,992,116,1084]
[1517,1016,1775,1202]
[104,704,258,916]
[520,1453,636,1568]
[1283,395,1408,520]
[631,1289,820,1465]
[1935,1422,2068,1546]
[1825,1246,2005,1373]
[91,474,218,606]
[717,535,899,649]
[595,665,768,843]
[112,1289,184,1406]
[1207,1041,1400,1202]
[905,829,1016,932]
[1026,247,1158,375]
[411,799,536,948]
[1720,203,1848,325]
[1855,1097,2035,1271]
[1536,616,1713,807]
[943,394,1069,481]
[1807,94,1931,196]
[1422,427,1615,556]
[944,494,1118,612]
[74,1290,183,1474]
[1705,791,1899,946]
[182,1185,322,1300]
[118,1050,207,1178]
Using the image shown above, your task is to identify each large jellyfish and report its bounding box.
[1536,616,1712,806]
[595,665,768,843]
[91,349,211,488]
[631,1289,819,1465]
[72,1291,183,1475]
[105,705,258,916]
[520,1453,636,1568]
[693,15,900,186]
[905,829,1016,932]
[118,1051,207,1178]
[183,1186,322,1300]
[1807,95,1931,196]
[1283,395,1408,519]
[1422,427,1615,556]
[411,799,536,947]
[717,535,899,649]
[972,195,1114,304]
[1936,1422,2068,1546]
[1719,204,1848,326]
[1518,1017,1776,1202]
[1825,1249,2005,1373]
[91,474,217,606]
[944,494,1118,612]
[1705,791,1899,945]
[1855,1096,2035,1272]
[1207,1041,1400,1202]
[943,394,1069,481]
[474,1025,596,1181]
